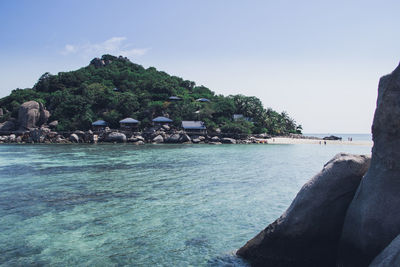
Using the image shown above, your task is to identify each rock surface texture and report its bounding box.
[237,153,371,267]
[338,63,400,266]
[18,101,50,130]
[369,234,400,267]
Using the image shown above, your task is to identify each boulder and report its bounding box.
[106,132,127,143]
[166,134,181,143]
[221,137,236,144]
[211,136,220,142]
[18,101,50,129]
[338,63,400,266]
[179,134,191,143]
[0,120,16,131]
[369,234,400,267]
[48,120,58,128]
[162,124,170,131]
[192,138,201,143]
[69,133,79,143]
[9,134,16,142]
[153,135,164,143]
[237,153,371,267]
[38,109,50,126]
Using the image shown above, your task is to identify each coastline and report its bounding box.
[266,137,373,146]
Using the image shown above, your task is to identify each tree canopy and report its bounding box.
[0,55,301,134]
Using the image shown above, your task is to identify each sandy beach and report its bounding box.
[264,137,373,146]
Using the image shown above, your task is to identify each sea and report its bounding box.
[0,141,372,266]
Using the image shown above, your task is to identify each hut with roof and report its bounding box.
[92,120,108,131]
[152,116,173,126]
[181,121,207,135]
[119,118,140,130]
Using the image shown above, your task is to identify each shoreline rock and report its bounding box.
[337,62,400,266]
[236,153,371,267]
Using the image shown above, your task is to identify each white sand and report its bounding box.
[264,137,373,146]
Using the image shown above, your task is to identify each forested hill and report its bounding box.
[0,54,302,134]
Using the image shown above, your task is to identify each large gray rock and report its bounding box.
[369,234,400,267]
[237,153,371,267]
[338,63,400,266]
[18,101,50,129]
[106,132,127,143]
[166,134,181,143]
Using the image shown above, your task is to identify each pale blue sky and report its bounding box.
[1,0,399,133]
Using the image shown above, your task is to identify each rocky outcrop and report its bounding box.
[338,63,400,266]
[369,234,400,267]
[237,153,371,267]
[106,132,126,143]
[18,101,50,130]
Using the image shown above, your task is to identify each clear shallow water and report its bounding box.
[0,143,372,266]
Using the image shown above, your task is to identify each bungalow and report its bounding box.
[119,118,140,130]
[182,121,207,135]
[92,120,107,131]
[196,98,210,102]
[152,116,173,126]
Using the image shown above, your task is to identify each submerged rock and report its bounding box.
[338,63,400,266]
[237,153,371,267]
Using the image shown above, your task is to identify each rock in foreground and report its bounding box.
[338,63,400,266]
[369,234,400,267]
[237,153,371,267]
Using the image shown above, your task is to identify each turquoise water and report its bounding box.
[0,143,372,266]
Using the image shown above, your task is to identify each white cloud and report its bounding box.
[61,37,149,58]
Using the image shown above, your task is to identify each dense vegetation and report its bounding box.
[0,55,302,134]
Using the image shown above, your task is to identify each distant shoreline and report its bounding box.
[267,137,373,146]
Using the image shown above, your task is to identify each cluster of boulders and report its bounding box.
[237,63,400,266]
[0,100,275,145]
[0,103,272,144]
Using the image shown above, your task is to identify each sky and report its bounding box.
[1,0,400,133]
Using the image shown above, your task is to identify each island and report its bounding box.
[0,54,303,144]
